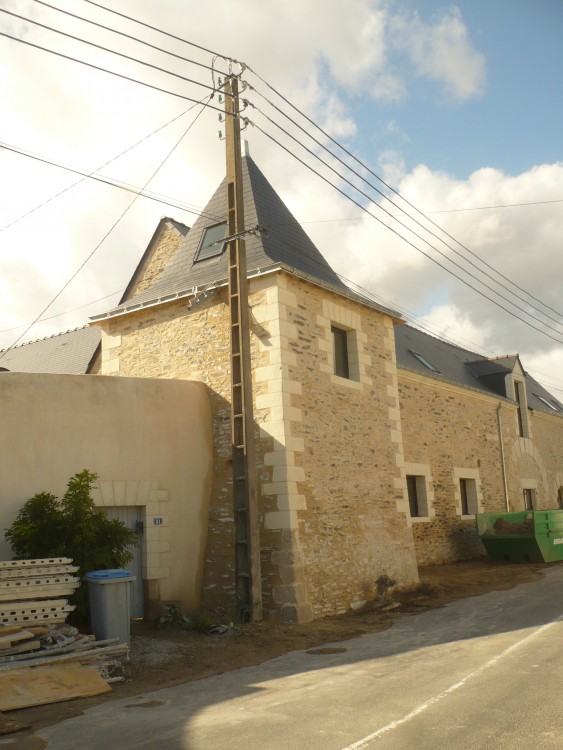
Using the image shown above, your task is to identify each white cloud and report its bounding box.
[391,6,486,101]
[4,0,561,399]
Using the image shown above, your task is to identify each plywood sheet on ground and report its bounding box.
[0,664,111,711]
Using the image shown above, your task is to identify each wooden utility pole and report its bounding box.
[224,75,262,622]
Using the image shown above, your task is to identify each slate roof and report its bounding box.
[395,324,563,416]
[98,155,400,319]
[0,327,101,374]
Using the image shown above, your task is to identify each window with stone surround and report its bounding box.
[404,463,435,521]
[406,475,427,517]
[331,325,351,379]
[318,301,371,388]
[453,468,482,517]
[558,487,563,509]
[523,488,535,510]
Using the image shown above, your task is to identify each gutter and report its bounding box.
[497,402,510,512]
[91,263,404,323]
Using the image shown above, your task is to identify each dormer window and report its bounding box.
[409,350,440,373]
[195,222,228,261]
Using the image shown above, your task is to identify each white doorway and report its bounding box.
[105,506,144,619]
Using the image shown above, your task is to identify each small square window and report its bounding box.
[331,326,350,379]
[406,475,428,517]
[460,478,478,515]
[195,222,228,261]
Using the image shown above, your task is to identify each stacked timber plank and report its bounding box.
[0,559,128,712]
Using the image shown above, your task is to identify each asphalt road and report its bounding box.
[39,566,563,750]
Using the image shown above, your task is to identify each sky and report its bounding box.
[1,0,562,397]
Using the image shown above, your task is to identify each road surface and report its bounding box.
[40,565,563,749]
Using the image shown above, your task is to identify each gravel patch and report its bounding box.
[129,636,194,666]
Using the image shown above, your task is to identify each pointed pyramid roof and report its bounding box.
[103,155,364,318]
[94,155,403,321]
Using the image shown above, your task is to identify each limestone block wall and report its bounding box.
[98,271,421,622]
[97,282,272,618]
[398,367,563,564]
[506,410,563,509]
[126,220,186,299]
[398,370,508,564]
[267,276,419,618]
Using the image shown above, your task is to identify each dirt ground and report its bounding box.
[1,558,549,742]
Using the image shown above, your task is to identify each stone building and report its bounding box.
[2,151,563,622]
[84,153,563,622]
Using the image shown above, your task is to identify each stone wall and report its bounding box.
[398,368,563,564]
[125,220,186,299]
[262,275,419,619]
[506,410,563,510]
[98,285,255,618]
[98,271,420,621]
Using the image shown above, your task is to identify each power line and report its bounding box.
[0,31,224,112]
[296,197,563,222]
[5,9,561,346]
[0,106,220,233]
[245,90,563,327]
[245,69,563,322]
[31,0,229,78]
[0,93,212,363]
[0,141,223,224]
[49,0,559,327]
[1,7,225,102]
[252,121,563,346]
[0,290,123,334]
[20,2,561,330]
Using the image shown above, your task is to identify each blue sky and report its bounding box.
[349,0,563,178]
[338,0,563,178]
[0,0,562,394]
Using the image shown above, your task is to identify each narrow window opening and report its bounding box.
[331,326,350,379]
[523,488,534,510]
[406,475,420,517]
[515,381,525,437]
[460,478,469,515]
[459,478,478,516]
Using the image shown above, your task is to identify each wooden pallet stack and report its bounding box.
[0,558,128,712]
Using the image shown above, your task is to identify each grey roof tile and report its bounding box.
[105,155,346,314]
[0,327,101,374]
[395,324,563,415]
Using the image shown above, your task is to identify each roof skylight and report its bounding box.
[534,393,561,411]
[409,350,440,373]
[195,222,228,261]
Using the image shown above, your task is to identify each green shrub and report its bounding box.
[5,470,137,622]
